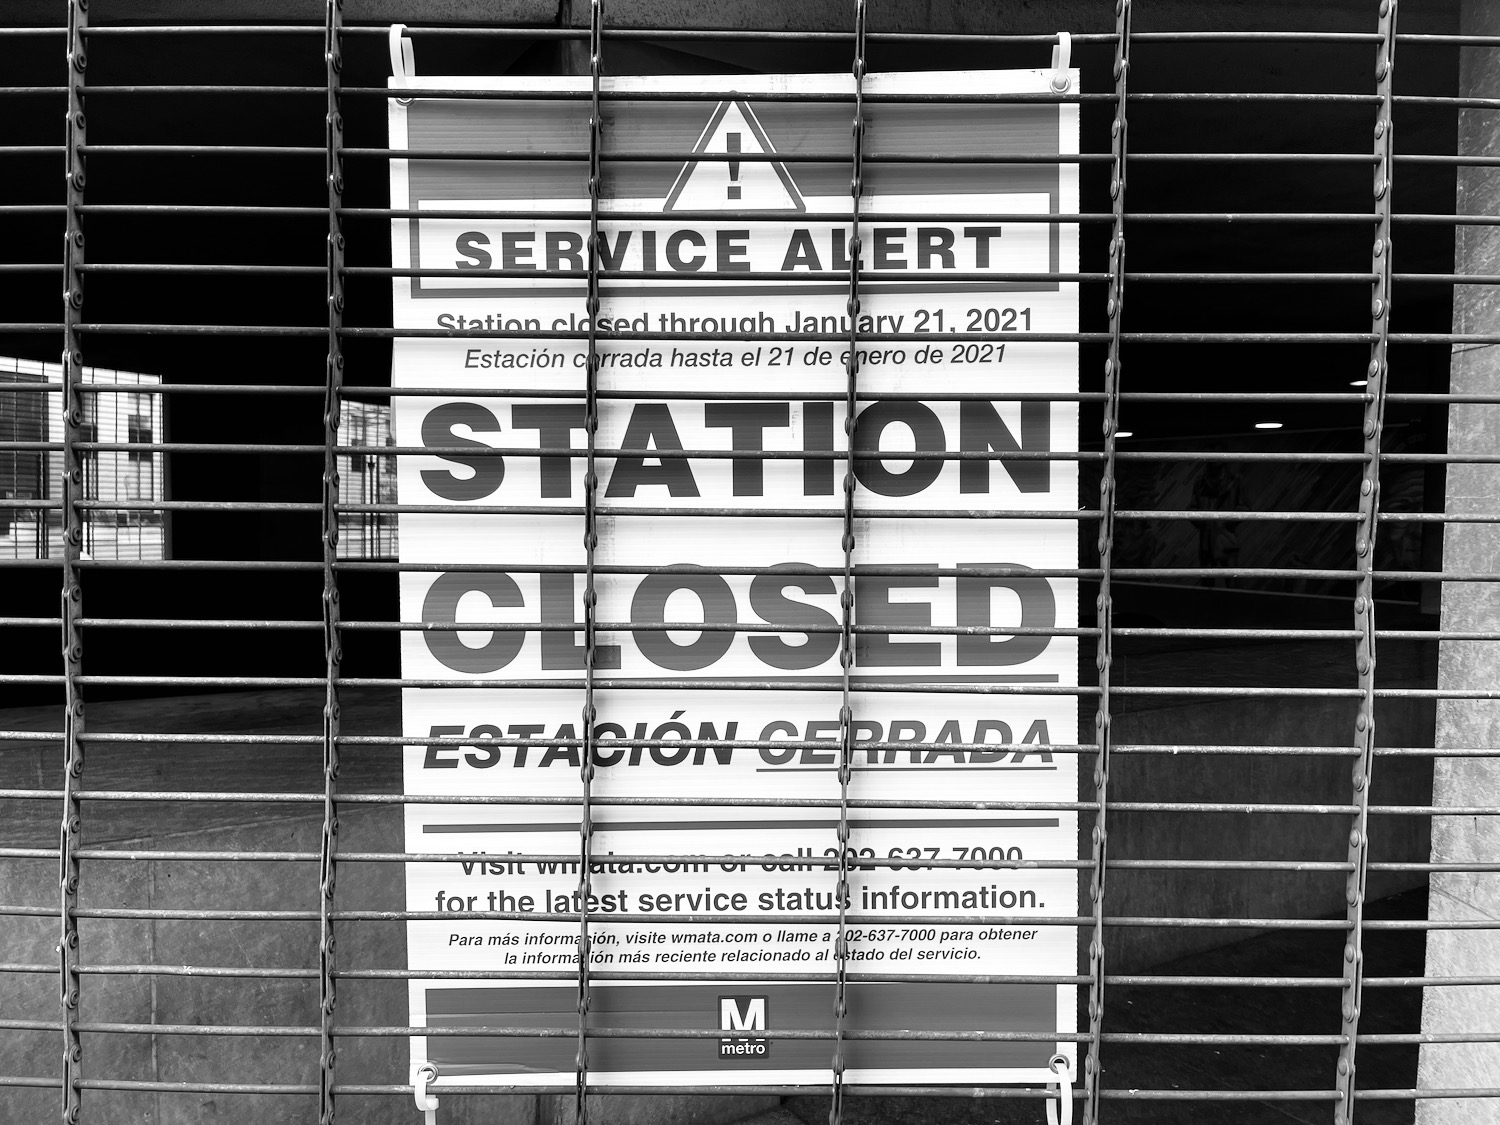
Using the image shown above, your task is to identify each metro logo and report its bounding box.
[719,995,769,1059]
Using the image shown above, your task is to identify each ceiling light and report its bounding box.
[1254,421,1283,430]
[1114,430,1133,438]
[1350,379,1368,387]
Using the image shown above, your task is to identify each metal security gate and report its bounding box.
[1,2,1497,1123]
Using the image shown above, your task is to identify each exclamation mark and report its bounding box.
[727,132,742,200]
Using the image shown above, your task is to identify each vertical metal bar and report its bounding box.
[318,2,345,1122]
[830,5,866,1124]
[576,3,605,1121]
[59,1,88,1121]
[1083,5,1130,1124]
[1336,2,1396,1121]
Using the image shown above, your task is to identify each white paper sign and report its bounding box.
[391,68,1080,1089]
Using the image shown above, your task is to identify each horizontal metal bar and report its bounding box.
[368,266,1399,284]
[82,443,1093,462]
[1107,974,1343,988]
[1360,1032,1500,1045]
[71,619,1084,638]
[351,206,1111,223]
[1354,1088,1500,1101]
[339,85,1366,108]
[378,739,1366,757]
[0,738,1474,758]
[1373,747,1500,757]
[1,904,1397,928]
[79,263,323,276]
[49,676,1382,699]
[17,848,1353,875]
[0,734,1354,754]
[30,379,1500,405]
[83,84,324,96]
[1398,153,1500,167]
[1,559,317,571]
[50,1021,1107,1044]
[320,681,1498,701]
[79,143,1111,165]
[198,624,1376,642]
[74,1079,317,1095]
[367,266,1102,282]
[0,963,1093,987]
[340,1085,1312,1100]
[73,499,320,513]
[78,24,321,36]
[68,24,1413,45]
[331,206,1378,225]
[0,382,1115,403]
[4,787,1488,811]
[989,972,1490,989]
[1130,92,1377,104]
[80,500,1101,518]
[23,140,1421,170]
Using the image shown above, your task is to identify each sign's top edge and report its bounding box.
[389,69,1080,96]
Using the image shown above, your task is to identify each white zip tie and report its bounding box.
[389,23,416,87]
[413,1061,439,1125]
[1045,1053,1074,1125]
[1050,32,1073,93]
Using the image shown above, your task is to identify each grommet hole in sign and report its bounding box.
[1051,32,1073,93]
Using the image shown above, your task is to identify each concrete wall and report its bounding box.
[1416,2,1500,1116]
[0,804,777,1125]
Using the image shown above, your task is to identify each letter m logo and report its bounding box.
[719,996,767,1033]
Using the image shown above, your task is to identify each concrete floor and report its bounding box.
[0,673,1431,1124]
[765,887,1427,1125]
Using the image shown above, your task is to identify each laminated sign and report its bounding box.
[390,68,1080,1089]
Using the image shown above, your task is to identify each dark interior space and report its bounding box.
[0,9,1462,703]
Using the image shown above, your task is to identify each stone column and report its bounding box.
[1416,4,1500,1119]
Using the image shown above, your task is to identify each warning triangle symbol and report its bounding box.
[663,100,806,213]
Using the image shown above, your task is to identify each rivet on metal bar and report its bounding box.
[1051,32,1073,93]
[413,1062,439,1125]
[1046,1054,1075,1125]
